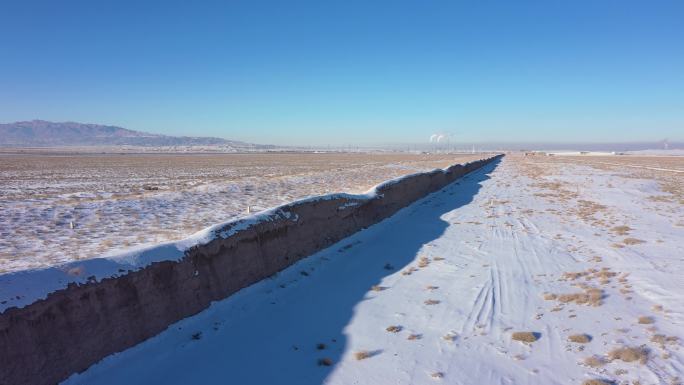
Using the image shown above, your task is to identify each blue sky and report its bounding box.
[1,0,682,145]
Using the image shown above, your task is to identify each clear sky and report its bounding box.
[1,0,682,145]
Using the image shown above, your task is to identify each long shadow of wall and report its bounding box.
[67,159,501,385]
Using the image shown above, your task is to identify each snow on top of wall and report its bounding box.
[0,157,490,313]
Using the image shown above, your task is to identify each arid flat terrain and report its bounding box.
[0,152,485,272]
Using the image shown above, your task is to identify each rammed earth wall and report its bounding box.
[0,155,502,385]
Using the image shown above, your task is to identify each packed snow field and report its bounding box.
[64,155,683,385]
[0,152,484,272]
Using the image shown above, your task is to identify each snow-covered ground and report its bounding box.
[64,155,683,385]
[0,153,483,272]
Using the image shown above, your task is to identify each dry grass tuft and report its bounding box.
[569,334,592,343]
[371,285,387,292]
[637,316,655,324]
[433,256,445,261]
[543,293,558,300]
[607,346,649,364]
[561,271,588,280]
[66,266,84,276]
[511,331,539,343]
[582,380,613,385]
[611,225,632,235]
[418,257,431,268]
[584,355,607,368]
[354,351,371,360]
[556,287,604,306]
[650,334,678,346]
[623,237,645,245]
[386,325,402,333]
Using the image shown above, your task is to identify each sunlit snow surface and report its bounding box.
[64,155,684,385]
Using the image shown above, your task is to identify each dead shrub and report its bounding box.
[584,356,606,368]
[582,380,613,385]
[556,287,604,306]
[650,334,678,346]
[418,257,430,268]
[561,271,587,280]
[511,331,539,343]
[611,225,632,235]
[607,346,649,364]
[623,238,645,245]
[568,334,592,343]
[543,293,558,300]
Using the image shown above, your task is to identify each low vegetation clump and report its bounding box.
[407,334,422,340]
[607,346,649,364]
[371,285,386,292]
[511,331,539,343]
[582,379,613,385]
[561,271,588,281]
[424,299,440,305]
[386,325,402,333]
[561,267,617,284]
[556,287,604,306]
[637,316,655,324]
[568,334,592,343]
[651,334,678,347]
[318,357,333,366]
[611,225,632,235]
[418,256,431,268]
[354,351,371,360]
[623,237,645,245]
[316,343,326,350]
[583,356,606,368]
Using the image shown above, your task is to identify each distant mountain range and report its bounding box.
[0,120,269,148]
